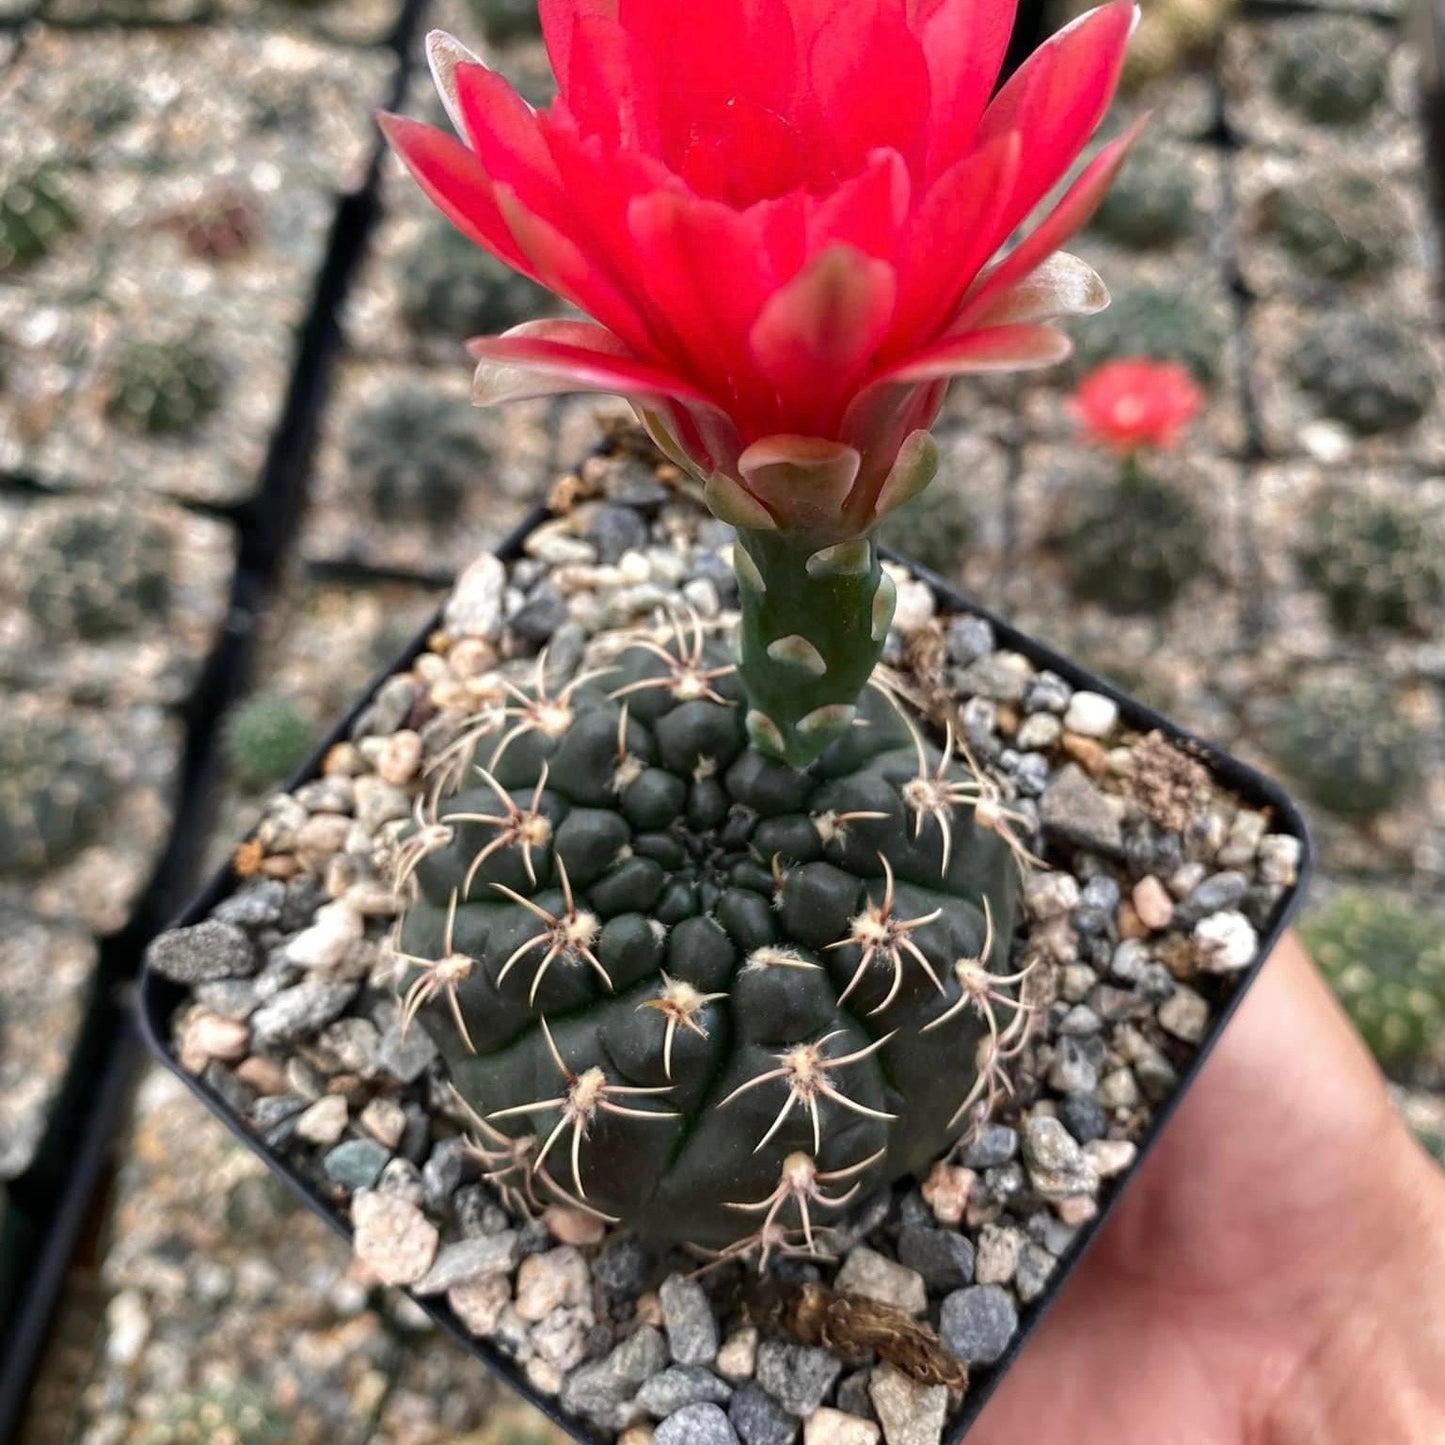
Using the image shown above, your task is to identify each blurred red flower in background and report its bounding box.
[383,0,1139,535]
[1072,358,1204,454]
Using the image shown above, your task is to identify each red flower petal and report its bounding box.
[878,323,1072,385]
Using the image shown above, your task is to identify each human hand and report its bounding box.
[972,932,1445,1445]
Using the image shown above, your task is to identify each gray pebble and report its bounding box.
[422,1137,468,1211]
[945,616,995,667]
[323,1138,390,1191]
[834,1371,874,1421]
[637,1366,734,1416]
[595,1237,652,1297]
[1021,1116,1099,1199]
[1058,1092,1109,1144]
[1047,1036,1099,1095]
[1175,870,1250,928]
[896,1226,975,1291]
[212,881,286,930]
[250,980,358,1047]
[587,503,650,563]
[661,1272,720,1366]
[961,1123,1018,1169]
[728,1383,799,1445]
[510,587,568,644]
[657,1404,739,1445]
[1015,1243,1057,1305]
[1023,670,1072,714]
[1041,765,1123,855]
[952,651,1031,703]
[755,1339,843,1417]
[561,1326,671,1421]
[605,460,671,509]
[413,1231,521,1295]
[147,920,257,983]
[939,1284,1018,1366]
[376,1020,439,1083]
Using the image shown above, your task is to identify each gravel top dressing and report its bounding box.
[146,432,1308,1445]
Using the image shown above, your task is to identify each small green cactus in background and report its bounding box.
[105,339,224,438]
[1118,0,1236,86]
[1269,15,1392,127]
[0,714,121,875]
[1070,286,1225,384]
[876,477,975,579]
[1272,677,1428,820]
[223,696,316,792]
[24,507,173,642]
[393,621,1021,1252]
[400,221,556,341]
[1302,892,1445,1075]
[345,387,490,526]
[465,0,541,44]
[135,1382,287,1445]
[0,167,77,274]
[1298,491,1445,635]
[1291,313,1433,437]
[1261,169,1404,283]
[1065,470,1208,613]
[1089,138,1198,249]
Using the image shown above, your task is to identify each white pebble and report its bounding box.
[1193,911,1259,974]
[806,1409,882,1445]
[1063,691,1119,739]
[890,578,936,633]
[286,899,363,970]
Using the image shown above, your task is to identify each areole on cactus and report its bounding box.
[382,0,1139,764]
[377,0,1138,1257]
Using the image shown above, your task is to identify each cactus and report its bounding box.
[465,0,542,44]
[105,340,224,438]
[1088,138,1198,249]
[1269,16,1392,127]
[0,714,120,874]
[876,477,975,579]
[1291,313,1433,437]
[24,507,174,642]
[0,167,77,274]
[345,387,490,527]
[1069,286,1224,384]
[135,1383,287,1445]
[1065,469,1208,613]
[1117,0,1236,86]
[1272,677,1427,821]
[1298,491,1445,635]
[1261,169,1404,283]
[1302,892,1445,1075]
[391,620,1024,1253]
[223,696,316,792]
[400,221,556,342]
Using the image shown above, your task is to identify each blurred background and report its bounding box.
[0,0,1442,1439]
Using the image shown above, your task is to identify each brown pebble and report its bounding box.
[232,838,265,878]
[921,1161,976,1226]
[260,855,301,880]
[1055,1195,1099,1227]
[544,1205,608,1246]
[235,1056,290,1096]
[1131,877,1175,931]
[1061,734,1110,777]
[635,1290,664,1327]
[1115,900,1149,941]
[376,730,423,786]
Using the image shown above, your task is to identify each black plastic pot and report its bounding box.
[138,506,1313,1443]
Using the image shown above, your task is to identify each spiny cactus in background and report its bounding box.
[1291,313,1433,437]
[1088,137,1198,249]
[1270,15,1392,126]
[135,1382,287,1445]
[1116,0,1236,86]
[390,618,1026,1254]
[1302,892,1445,1076]
[24,507,173,642]
[345,388,490,527]
[1070,286,1225,385]
[1272,677,1428,821]
[223,696,316,792]
[1066,471,1208,613]
[0,166,76,273]
[465,0,542,44]
[1261,169,1404,283]
[400,221,556,342]
[0,714,121,874]
[876,478,975,580]
[1298,491,1445,635]
[105,339,223,438]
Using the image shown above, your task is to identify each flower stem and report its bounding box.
[733,528,896,767]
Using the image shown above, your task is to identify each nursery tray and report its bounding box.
[138,505,1313,1443]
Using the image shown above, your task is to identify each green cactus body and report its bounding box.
[106,340,223,438]
[1299,492,1445,634]
[25,509,173,641]
[1065,469,1208,613]
[1070,286,1224,384]
[223,696,317,792]
[1292,314,1433,436]
[400,222,556,341]
[0,715,120,874]
[1270,16,1391,127]
[1273,678,1427,820]
[136,1383,287,1445]
[0,168,76,274]
[1302,892,1445,1074]
[1263,170,1403,283]
[395,628,1019,1250]
[1089,140,1198,250]
[346,388,490,527]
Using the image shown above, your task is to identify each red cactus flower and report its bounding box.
[1072,357,1204,454]
[382,0,1139,535]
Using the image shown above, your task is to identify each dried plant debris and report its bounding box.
[151,437,1302,1445]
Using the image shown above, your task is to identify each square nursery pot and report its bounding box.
[139,461,1313,1445]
